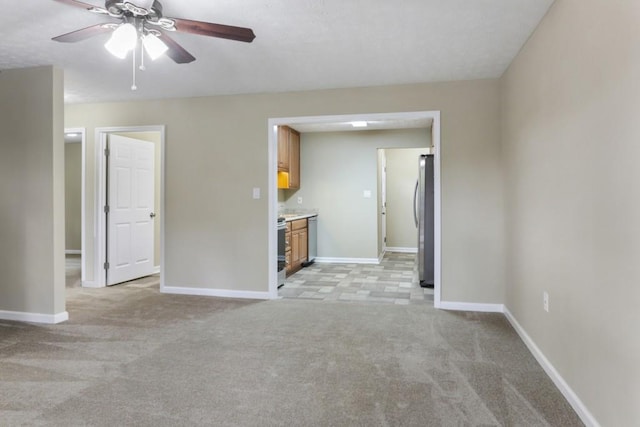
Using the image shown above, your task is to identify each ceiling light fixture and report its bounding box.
[103,21,169,90]
[142,33,168,60]
[351,121,368,128]
[104,23,138,59]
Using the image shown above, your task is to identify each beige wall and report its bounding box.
[65,79,504,303]
[0,66,66,317]
[282,129,428,259]
[65,142,82,251]
[501,0,640,425]
[385,148,429,250]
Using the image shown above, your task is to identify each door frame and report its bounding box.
[380,150,387,257]
[93,125,165,288]
[267,111,442,307]
[64,127,87,284]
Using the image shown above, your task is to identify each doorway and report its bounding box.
[268,111,442,307]
[94,126,165,288]
[380,147,429,254]
[64,128,86,288]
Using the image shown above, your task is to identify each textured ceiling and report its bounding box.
[0,0,555,104]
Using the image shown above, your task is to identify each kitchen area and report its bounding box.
[274,121,434,304]
[276,125,318,287]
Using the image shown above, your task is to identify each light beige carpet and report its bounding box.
[0,277,583,426]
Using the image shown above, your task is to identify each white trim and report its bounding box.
[268,123,278,299]
[80,280,101,288]
[0,310,69,324]
[380,150,387,254]
[161,286,270,300]
[65,249,81,255]
[385,247,418,253]
[504,308,600,427]
[153,265,161,275]
[315,257,380,265]
[268,111,442,307]
[432,112,442,309]
[439,301,505,313]
[94,126,165,289]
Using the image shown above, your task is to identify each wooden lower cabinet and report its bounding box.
[285,223,292,274]
[286,218,308,276]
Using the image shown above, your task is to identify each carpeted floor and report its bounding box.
[0,276,583,426]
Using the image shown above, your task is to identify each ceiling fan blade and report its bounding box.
[52,0,108,14]
[171,18,255,43]
[157,32,196,64]
[52,24,112,43]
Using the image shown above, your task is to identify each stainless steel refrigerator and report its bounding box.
[413,154,434,288]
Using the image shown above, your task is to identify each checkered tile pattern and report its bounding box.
[279,252,434,304]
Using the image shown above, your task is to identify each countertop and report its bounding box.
[279,212,318,222]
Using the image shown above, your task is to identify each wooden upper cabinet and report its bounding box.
[288,129,300,189]
[278,126,290,172]
[277,126,301,190]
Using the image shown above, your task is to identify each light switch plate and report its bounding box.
[363,190,372,198]
[252,188,260,199]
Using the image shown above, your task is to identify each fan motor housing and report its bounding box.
[105,0,163,20]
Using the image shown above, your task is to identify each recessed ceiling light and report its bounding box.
[351,121,368,128]
[66,133,79,137]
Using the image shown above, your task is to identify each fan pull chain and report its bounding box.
[139,43,146,71]
[131,46,137,91]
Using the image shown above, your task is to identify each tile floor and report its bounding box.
[278,252,434,305]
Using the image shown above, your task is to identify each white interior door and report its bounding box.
[107,134,155,286]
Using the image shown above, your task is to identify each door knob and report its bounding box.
[150,212,156,218]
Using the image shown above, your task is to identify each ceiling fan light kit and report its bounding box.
[141,33,168,60]
[104,22,138,58]
[52,0,256,90]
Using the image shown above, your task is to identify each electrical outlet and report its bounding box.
[543,291,549,312]
[297,197,303,204]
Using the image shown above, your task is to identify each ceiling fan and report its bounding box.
[51,0,256,65]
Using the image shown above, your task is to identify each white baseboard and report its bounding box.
[314,257,380,265]
[504,308,600,427]
[161,285,270,300]
[65,249,81,255]
[385,247,418,253]
[153,266,161,274]
[439,301,505,313]
[0,310,69,324]
[81,281,102,288]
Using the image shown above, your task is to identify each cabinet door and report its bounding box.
[285,230,292,273]
[285,250,292,274]
[291,230,301,269]
[288,129,300,189]
[277,126,290,172]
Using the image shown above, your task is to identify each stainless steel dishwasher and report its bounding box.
[305,215,317,266]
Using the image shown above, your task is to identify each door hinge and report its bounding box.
[104,205,110,214]
[104,148,110,157]
[103,262,110,270]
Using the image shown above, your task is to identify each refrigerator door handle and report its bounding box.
[413,179,419,228]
